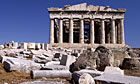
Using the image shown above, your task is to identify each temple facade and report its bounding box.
[48,3,128,48]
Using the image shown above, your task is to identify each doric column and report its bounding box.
[101,19,105,44]
[106,23,110,44]
[117,21,121,44]
[90,19,95,44]
[79,19,84,43]
[49,18,54,44]
[120,19,125,44]
[58,18,63,43]
[111,19,116,44]
[69,18,73,43]
[115,25,118,43]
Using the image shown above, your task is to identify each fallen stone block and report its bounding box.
[79,73,95,84]
[60,55,76,66]
[43,51,54,57]
[35,43,41,50]
[44,44,49,50]
[54,53,61,58]
[1,56,19,63]
[20,43,28,50]
[72,69,103,84]
[14,55,27,60]
[31,70,71,79]
[41,65,69,70]
[94,74,140,84]
[3,57,41,72]
[27,43,36,49]
[32,55,52,64]
[52,58,60,61]
[45,61,60,66]
[20,51,31,55]
[104,66,124,75]
[71,53,80,57]
[12,41,18,49]
[0,50,6,56]
[0,45,4,49]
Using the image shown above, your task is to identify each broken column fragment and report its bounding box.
[3,57,41,72]
[60,55,76,66]
[31,70,71,79]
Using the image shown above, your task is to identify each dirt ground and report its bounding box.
[0,63,70,84]
[124,69,140,77]
[0,62,140,84]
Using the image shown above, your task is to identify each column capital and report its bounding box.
[80,18,84,20]
[69,18,73,20]
[90,18,95,20]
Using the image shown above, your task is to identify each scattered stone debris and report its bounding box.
[70,46,114,72]
[0,41,140,84]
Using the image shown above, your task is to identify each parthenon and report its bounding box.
[48,3,127,48]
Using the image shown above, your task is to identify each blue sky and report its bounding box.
[0,0,140,48]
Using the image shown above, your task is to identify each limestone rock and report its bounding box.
[54,53,61,58]
[79,73,95,84]
[70,46,114,72]
[3,57,41,72]
[72,69,102,84]
[0,50,6,56]
[20,43,28,49]
[35,43,41,50]
[94,73,140,84]
[27,43,36,49]
[0,45,4,49]
[45,61,60,66]
[122,58,140,70]
[11,41,18,49]
[32,55,52,64]
[104,66,124,75]
[60,55,76,66]
[20,51,31,55]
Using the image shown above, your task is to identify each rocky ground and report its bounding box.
[0,46,140,84]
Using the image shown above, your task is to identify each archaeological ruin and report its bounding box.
[48,3,128,48]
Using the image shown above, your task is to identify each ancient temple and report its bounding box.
[48,3,128,48]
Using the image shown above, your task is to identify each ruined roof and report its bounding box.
[48,3,126,13]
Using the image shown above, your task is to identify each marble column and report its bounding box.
[120,19,125,44]
[49,18,54,44]
[115,25,118,43]
[117,21,121,44]
[69,18,73,43]
[80,19,84,43]
[111,19,116,44]
[58,18,63,43]
[101,19,105,44]
[107,23,111,44]
[90,19,95,44]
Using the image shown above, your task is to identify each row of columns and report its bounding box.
[49,18,125,44]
